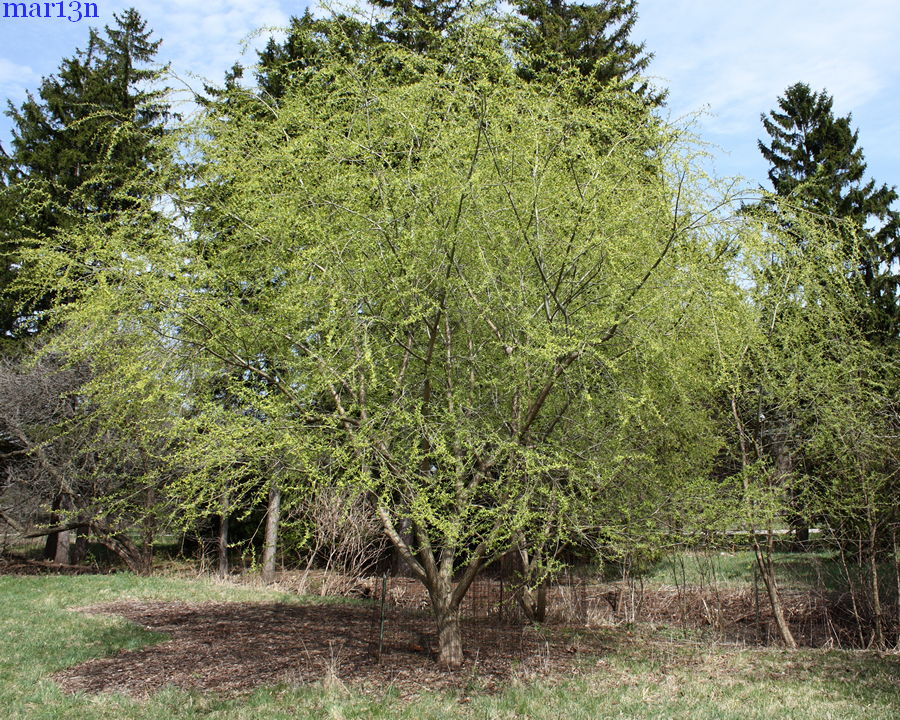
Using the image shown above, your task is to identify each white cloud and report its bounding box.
[129,0,292,89]
[106,0,293,122]
[636,0,900,185]
[0,58,39,103]
[640,0,899,125]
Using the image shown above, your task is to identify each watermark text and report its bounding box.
[3,2,98,22]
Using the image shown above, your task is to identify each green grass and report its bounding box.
[643,549,897,596]
[1,572,898,719]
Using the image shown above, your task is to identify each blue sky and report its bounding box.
[1,1,898,194]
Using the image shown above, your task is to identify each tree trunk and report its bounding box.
[261,481,281,584]
[514,540,548,622]
[70,531,87,565]
[427,574,465,669]
[867,516,884,648]
[42,527,58,562]
[28,518,148,572]
[43,493,73,563]
[141,486,157,573]
[374,504,488,669]
[52,493,74,564]
[731,396,796,649]
[754,531,797,648]
[892,528,899,649]
[790,513,810,550]
[435,605,463,669]
[217,486,230,578]
[518,581,548,622]
[53,525,71,564]
[217,511,229,578]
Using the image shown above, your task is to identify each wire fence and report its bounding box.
[368,551,900,660]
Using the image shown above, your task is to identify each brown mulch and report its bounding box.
[53,600,609,697]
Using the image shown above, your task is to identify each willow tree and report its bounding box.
[20,19,737,667]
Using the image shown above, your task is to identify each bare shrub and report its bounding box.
[287,487,388,595]
[0,347,173,572]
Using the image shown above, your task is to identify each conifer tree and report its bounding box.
[759,82,899,343]
[0,8,168,336]
[369,0,469,54]
[255,10,382,101]
[510,0,663,105]
[253,3,464,104]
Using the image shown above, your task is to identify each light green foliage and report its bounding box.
[26,20,738,574]
[750,201,896,532]
[717,201,880,518]
[15,15,775,660]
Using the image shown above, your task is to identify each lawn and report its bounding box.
[645,548,896,594]
[1,572,897,720]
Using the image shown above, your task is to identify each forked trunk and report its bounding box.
[518,581,547,622]
[514,542,548,622]
[753,535,797,648]
[374,507,486,669]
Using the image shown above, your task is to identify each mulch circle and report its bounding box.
[54,600,608,697]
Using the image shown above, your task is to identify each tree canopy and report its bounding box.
[18,18,745,665]
[4,4,897,663]
[510,0,663,105]
[0,8,168,337]
[758,82,899,344]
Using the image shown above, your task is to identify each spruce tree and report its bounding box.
[253,3,462,104]
[759,83,899,343]
[0,8,168,336]
[369,0,468,54]
[255,10,383,101]
[510,0,663,105]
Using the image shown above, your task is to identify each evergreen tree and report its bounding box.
[369,0,469,55]
[510,0,663,105]
[0,8,168,336]
[253,4,467,104]
[255,10,383,101]
[758,82,899,343]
